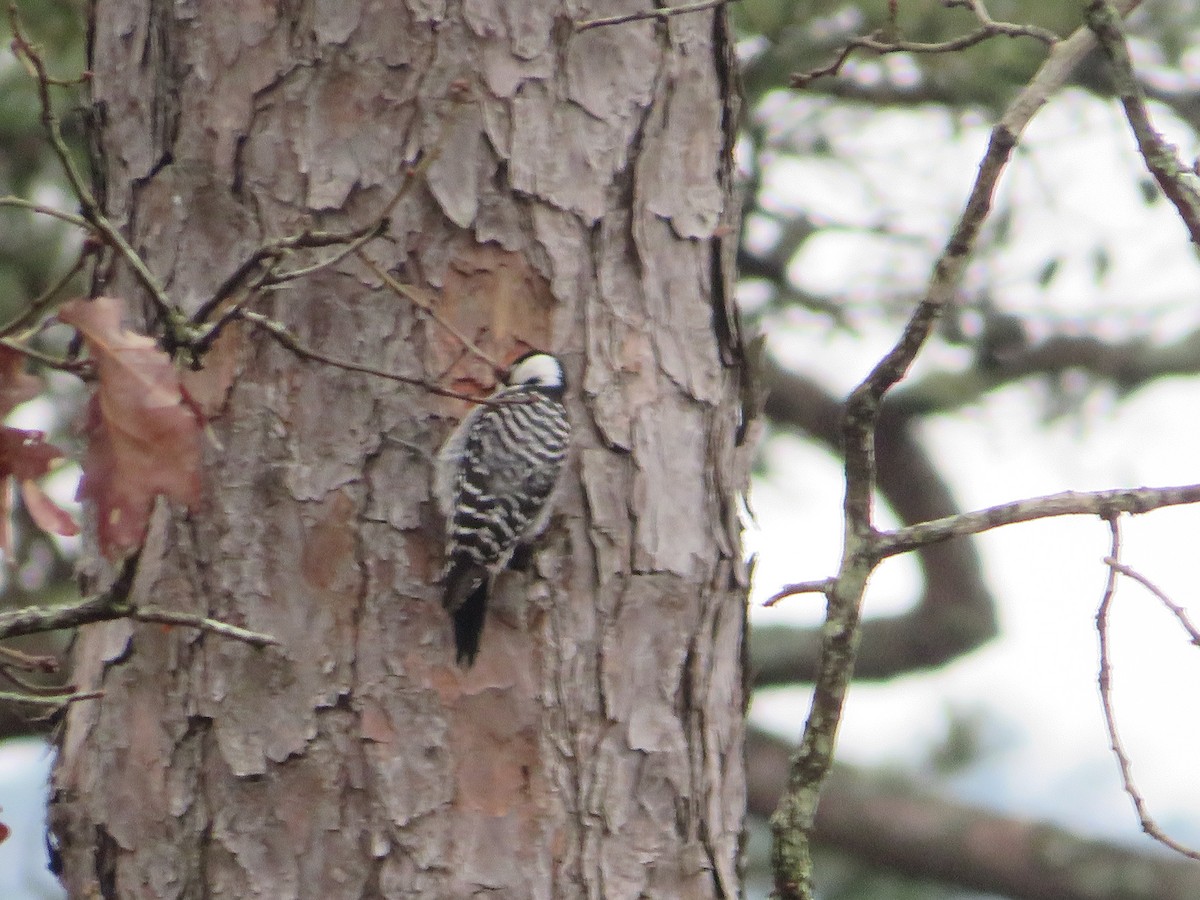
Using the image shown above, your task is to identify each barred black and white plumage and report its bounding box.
[435,351,570,666]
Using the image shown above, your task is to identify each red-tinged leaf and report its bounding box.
[59,297,204,559]
[0,478,12,560]
[0,427,64,481]
[0,819,9,844]
[20,479,79,537]
[0,356,70,550]
[179,323,242,418]
[0,427,71,555]
[0,346,41,417]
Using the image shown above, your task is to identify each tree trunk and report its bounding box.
[52,2,749,898]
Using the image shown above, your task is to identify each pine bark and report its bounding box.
[52,2,748,897]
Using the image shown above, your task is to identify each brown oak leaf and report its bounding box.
[0,348,78,555]
[60,297,203,559]
[0,346,40,416]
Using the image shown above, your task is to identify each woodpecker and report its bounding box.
[434,350,570,666]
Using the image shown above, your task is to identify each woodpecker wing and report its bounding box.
[446,386,569,570]
[438,370,570,666]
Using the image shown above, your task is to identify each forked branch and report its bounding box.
[792,0,1058,88]
[1097,518,1200,862]
[770,2,1148,897]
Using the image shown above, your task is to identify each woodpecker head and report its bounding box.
[506,351,566,398]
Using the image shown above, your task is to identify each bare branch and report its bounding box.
[131,608,279,649]
[0,592,128,641]
[576,0,735,32]
[792,0,1058,88]
[0,688,102,707]
[238,309,494,403]
[770,3,1147,897]
[0,196,89,229]
[1085,0,1200,246]
[0,644,58,673]
[0,668,61,698]
[877,484,1200,558]
[1097,518,1200,862]
[0,249,90,338]
[8,6,178,328]
[0,336,91,375]
[192,212,394,329]
[0,558,277,650]
[355,251,502,371]
[188,139,448,366]
[763,579,833,607]
[1104,557,1200,646]
[748,727,1200,900]
[760,364,998,684]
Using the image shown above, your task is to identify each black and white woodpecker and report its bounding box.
[434,350,571,666]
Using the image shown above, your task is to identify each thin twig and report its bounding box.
[0,336,92,375]
[188,220,391,358]
[1104,558,1200,647]
[0,644,58,672]
[0,250,89,338]
[1097,518,1200,861]
[355,251,502,370]
[576,0,736,32]
[1085,0,1200,246]
[260,221,388,287]
[9,7,178,328]
[876,484,1200,558]
[0,556,278,650]
[792,0,1058,87]
[0,663,68,694]
[132,608,279,648]
[191,150,441,331]
[0,578,130,642]
[191,221,386,328]
[770,3,1146,897]
[0,196,90,229]
[0,688,102,707]
[238,309,494,403]
[763,579,834,607]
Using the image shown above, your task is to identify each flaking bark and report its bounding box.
[53,2,748,898]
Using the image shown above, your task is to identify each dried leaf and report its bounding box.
[0,346,41,417]
[0,478,12,560]
[0,427,63,481]
[0,427,73,553]
[60,297,203,559]
[20,479,79,537]
[179,322,242,418]
[0,348,78,549]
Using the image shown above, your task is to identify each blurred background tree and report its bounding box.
[5,1,1200,898]
[0,1,86,744]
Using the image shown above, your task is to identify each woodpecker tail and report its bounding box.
[452,581,488,667]
[443,557,489,667]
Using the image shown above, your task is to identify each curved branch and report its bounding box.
[892,326,1200,418]
[747,726,1200,900]
[756,361,997,686]
[0,559,278,649]
[1087,0,1200,246]
[770,3,1147,895]
[1098,521,1200,862]
[879,483,1200,558]
[791,0,1058,88]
